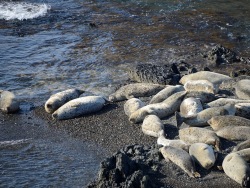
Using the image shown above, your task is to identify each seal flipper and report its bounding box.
[175,111,184,128]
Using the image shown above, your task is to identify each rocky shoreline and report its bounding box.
[1,45,250,187]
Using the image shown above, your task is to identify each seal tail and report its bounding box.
[175,111,184,128]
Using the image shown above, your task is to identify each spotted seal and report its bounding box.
[0,90,20,113]
[222,153,250,187]
[207,115,250,131]
[129,91,186,123]
[123,98,145,117]
[141,115,164,137]
[180,97,203,117]
[233,139,250,152]
[176,104,235,127]
[205,98,250,108]
[160,146,200,178]
[216,126,250,141]
[235,79,250,100]
[179,127,220,150]
[179,71,232,86]
[235,103,250,119]
[184,80,218,94]
[149,85,184,104]
[109,83,165,102]
[45,88,84,113]
[52,96,106,120]
[189,143,216,169]
[185,91,218,103]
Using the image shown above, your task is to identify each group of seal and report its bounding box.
[2,69,250,187]
[108,70,250,186]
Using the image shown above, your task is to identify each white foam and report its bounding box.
[0,2,51,20]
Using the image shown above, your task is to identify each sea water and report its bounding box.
[0,0,250,186]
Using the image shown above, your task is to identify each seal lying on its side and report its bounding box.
[109,83,165,102]
[184,80,218,94]
[235,103,250,119]
[235,79,250,100]
[233,148,250,162]
[185,91,218,103]
[129,91,186,123]
[180,97,203,117]
[205,98,250,108]
[149,85,184,104]
[179,71,232,86]
[207,115,250,131]
[233,139,250,152]
[123,98,145,117]
[157,130,189,152]
[179,127,220,150]
[176,104,235,127]
[45,88,84,113]
[189,143,216,169]
[216,126,250,141]
[160,146,200,178]
[141,115,164,137]
[222,153,250,187]
[52,96,106,120]
[0,90,20,113]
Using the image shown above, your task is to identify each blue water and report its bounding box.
[0,0,250,187]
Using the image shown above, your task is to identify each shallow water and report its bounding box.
[0,0,249,100]
[0,0,250,186]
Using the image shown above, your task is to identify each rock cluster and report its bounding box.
[87,144,162,188]
[127,62,199,85]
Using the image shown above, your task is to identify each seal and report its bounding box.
[141,115,164,137]
[205,98,250,108]
[176,104,235,127]
[129,91,186,123]
[45,88,84,113]
[189,143,216,169]
[123,98,145,117]
[233,139,250,152]
[52,96,106,120]
[180,97,203,117]
[109,83,165,102]
[0,90,20,113]
[216,126,250,141]
[233,148,250,162]
[160,146,200,178]
[222,153,250,187]
[157,130,189,152]
[235,103,250,119]
[219,75,250,90]
[184,80,218,94]
[207,115,250,131]
[149,85,184,104]
[179,127,220,150]
[179,71,232,86]
[185,91,218,103]
[235,79,250,100]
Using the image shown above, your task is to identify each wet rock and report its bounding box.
[203,44,241,65]
[128,63,180,85]
[87,144,161,188]
[230,68,250,77]
[128,62,197,85]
